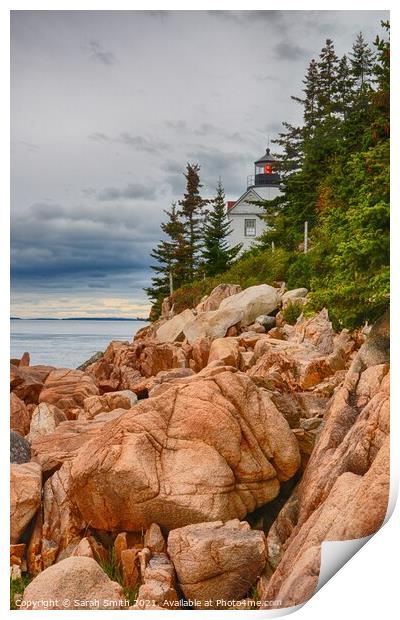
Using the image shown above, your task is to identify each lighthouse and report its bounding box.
[249,147,281,189]
[226,145,281,253]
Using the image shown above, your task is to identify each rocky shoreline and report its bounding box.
[10,283,390,610]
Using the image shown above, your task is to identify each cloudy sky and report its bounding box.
[11,10,388,318]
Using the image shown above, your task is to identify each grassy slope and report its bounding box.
[169,248,291,315]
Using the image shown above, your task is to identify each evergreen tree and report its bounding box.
[369,21,390,144]
[336,55,354,119]
[291,58,320,136]
[350,32,375,91]
[202,180,242,276]
[145,203,188,313]
[316,39,339,119]
[178,163,208,280]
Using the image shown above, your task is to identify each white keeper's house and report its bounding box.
[227,146,281,253]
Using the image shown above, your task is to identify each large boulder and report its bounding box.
[183,308,243,345]
[86,341,140,393]
[282,288,308,304]
[262,442,389,608]
[31,409,126,473]
[247,319,350,391]
[191,337,212,372]
[297,363,389,524]
[156,309,195,343]
[196,283,242,313]
[21,556,124,610]
[28,403,67,441]
[289,308,335,355]
[82,389,137,420]
[260,360,390,609]
[168,520,266,608]
[39,368,99,417]
[207,337,240,367]
[41,462,87,568]
[70,367,300,532]
[350,309,389,373]
[11,364,54,404]
[138,342,188,377]
[87,339,190,387]
[10,461,42,543]
[10,393,31,436]
[218,284,282,327]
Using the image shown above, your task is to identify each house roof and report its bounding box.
[227,187,264,213]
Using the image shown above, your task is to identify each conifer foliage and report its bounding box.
[145,202,188,315]
[202,180,242,276]
[147,164,234,312]
[178,164,209,281]
[258,22,389,327]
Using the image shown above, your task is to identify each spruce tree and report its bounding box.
[350,32,375,91]
[202,179,242,276]
[336,55,355,120]
[145,203,188,312]
[291,58,320,136]
[317,39,339,119]
[178,163,208,280]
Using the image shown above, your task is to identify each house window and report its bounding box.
[244,218,256,237]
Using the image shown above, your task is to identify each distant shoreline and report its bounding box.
[10,317,149,322]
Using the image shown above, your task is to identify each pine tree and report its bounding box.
[317,39,339,119]
[178,163,208,280]
[336,55,355,120]
[369,21,390,144]
[202,180,242,276]
[350,32,375,91]
[291,58,320,136]
[145,203,188,312]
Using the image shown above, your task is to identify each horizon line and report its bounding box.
[10,316,149,321]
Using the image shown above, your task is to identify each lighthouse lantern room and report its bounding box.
[248,147,281,189]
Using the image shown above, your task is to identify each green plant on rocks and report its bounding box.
[10,574,31,610]
[98,548,140,607]
[281,301,304,325]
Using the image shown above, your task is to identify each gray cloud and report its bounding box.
[88,131,167,154]
[117,133,167,153]
[98,183,156,201]
[11,200,163,294]
[81,187,96,198]
[88,282,111,289]
[207,10,285,24]
[273,40,308,61]
[87,40,117,65]
[185,147,254,197]
[88,132,110,142]
[254,73,280,83]
[165,120,187,131]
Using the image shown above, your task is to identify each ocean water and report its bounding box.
[10,319,148,369]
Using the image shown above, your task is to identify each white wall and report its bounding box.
[227,185,280,253]
[228,212,266,252]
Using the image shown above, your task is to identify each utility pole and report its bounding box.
[304,221,308,254]
[169,271,173,296]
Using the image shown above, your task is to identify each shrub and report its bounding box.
[281,301,304,325]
